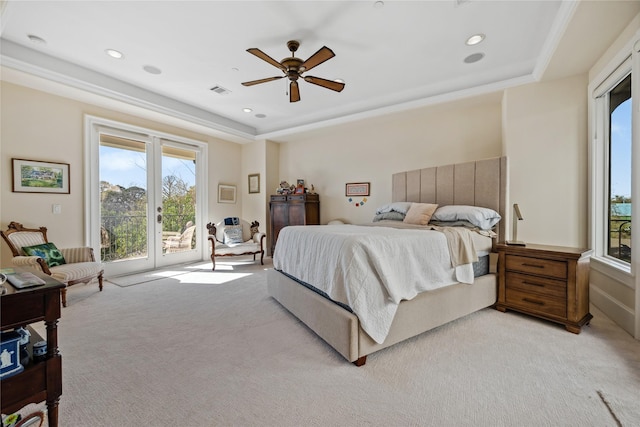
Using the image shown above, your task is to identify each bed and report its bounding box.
[267,156,508,365]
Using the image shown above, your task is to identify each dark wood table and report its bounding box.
[1,271,64,427]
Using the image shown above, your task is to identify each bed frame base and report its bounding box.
[268,269,497,365]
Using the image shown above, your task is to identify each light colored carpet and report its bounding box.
[40,258,640,426]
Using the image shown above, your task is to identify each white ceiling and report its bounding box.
[0,1,636,142]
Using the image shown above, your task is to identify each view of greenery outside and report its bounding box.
[100,175,195,261]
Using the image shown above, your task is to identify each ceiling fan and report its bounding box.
[241,40,345,103]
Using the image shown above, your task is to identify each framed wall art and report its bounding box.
[248,173,260,194]
[345,182,370,197]
[12,158,70,194]
[218,184,236,204]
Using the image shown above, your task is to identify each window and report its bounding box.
[607,74,632,263]
[590,53,635,273]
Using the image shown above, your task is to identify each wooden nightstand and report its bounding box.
[496,243,592,333]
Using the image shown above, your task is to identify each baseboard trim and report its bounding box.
[590,284,635,336]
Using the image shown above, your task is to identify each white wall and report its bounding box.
[0,81,243,266]
[273,93,503,226]
[502,74,589,248]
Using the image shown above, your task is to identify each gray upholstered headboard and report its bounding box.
[391,156,508,243]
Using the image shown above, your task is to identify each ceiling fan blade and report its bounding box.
[300,46,335,72]
[246,48,286,71]
[303,76,345,92]
[242,76,284,86]
[290,81,300,102]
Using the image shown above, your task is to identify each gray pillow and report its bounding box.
[223,225,244,245]
[431,205,501,230]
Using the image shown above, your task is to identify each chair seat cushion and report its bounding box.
[215,241,261,256]
[50,262,104,283]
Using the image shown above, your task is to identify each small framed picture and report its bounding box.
[248,173,260,194]
[297,179,305,187]
[294,186,304,194]
[218,184,236,204]
[345,182,370,197]
[12,158,70,194]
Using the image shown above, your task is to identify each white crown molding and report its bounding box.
[1,39,257,142]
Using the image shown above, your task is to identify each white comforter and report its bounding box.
[273,224,479,344]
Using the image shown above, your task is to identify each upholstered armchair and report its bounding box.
[207,219,265,271]
[163,223,197,253]
[1,221,104,307]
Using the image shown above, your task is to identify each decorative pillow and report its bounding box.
[223,225,244,245]
[22,243,67,267]
[375,202,413,215]
[373,211,406,222]
[431,205,501,230]
[403,203,439,225]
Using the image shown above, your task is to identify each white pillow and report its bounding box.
[223,225,244,245]
[431,205,501,230]
[403,203,438,225]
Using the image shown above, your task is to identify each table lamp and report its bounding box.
[506,203,525,246]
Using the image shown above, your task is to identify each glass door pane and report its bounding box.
[159,143,199,263]
[99,133,154,274]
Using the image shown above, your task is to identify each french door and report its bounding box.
[86,117,207,277]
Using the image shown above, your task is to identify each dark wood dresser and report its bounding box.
[1,272,64,427]
[269,193,320,255]
[496,243,592,333]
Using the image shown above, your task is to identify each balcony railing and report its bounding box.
[609,218,631,263]
[101,214,195,262]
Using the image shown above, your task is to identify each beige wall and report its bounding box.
[502,74,589,248]
[0,81,243,266]
[272,93,503,226]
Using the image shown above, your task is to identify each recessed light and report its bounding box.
[243,108,253,113]
[27,34,46,45]
[466,34,485,46]
[335,78,345,83]
[231,67,239,72]
[105,49,124,59]
[143,65,162,75]
[373,1,384,9]
[463,52,485,64]
[255,114,267,119]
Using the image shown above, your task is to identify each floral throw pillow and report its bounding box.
[22,243,67,267]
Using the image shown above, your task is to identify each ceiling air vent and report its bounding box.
[210,85,231,95]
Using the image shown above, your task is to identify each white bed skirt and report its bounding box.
[267,269,497,363]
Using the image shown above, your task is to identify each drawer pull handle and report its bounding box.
[522,263,545,269]
[523,298,544,306]
[523,281,544,287]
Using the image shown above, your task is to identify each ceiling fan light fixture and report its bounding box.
[466,34,485,46]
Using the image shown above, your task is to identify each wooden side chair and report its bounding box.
[1,221,104,307]
[207,219,265,271]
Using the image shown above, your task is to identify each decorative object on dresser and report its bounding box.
[496,243,592,333]
[269,193,320,255]
[1,271,64,427]
[207,219,266,271]
[1,221,104,307]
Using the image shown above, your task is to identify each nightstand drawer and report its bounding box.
[505,272,567,299]
[505,288,567,318]
[505,255,567,279]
